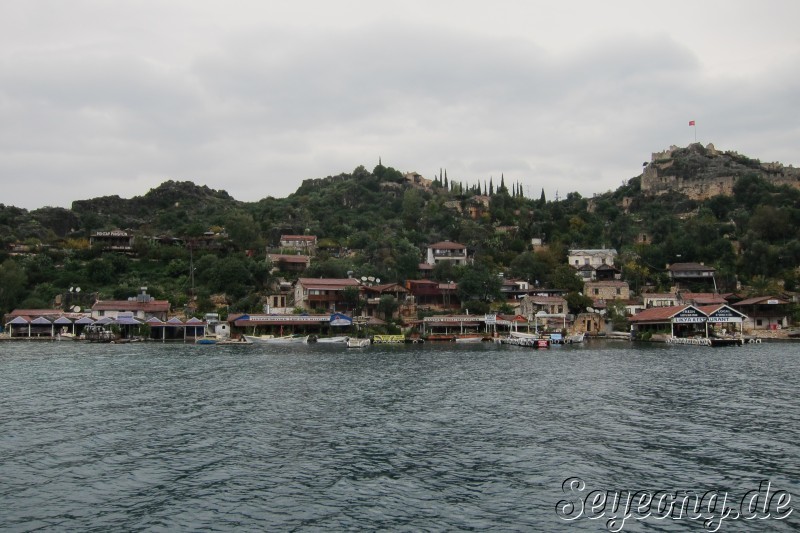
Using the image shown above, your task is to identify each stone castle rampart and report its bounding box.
[641,143,800,200]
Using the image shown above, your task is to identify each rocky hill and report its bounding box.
[641,143,800,200]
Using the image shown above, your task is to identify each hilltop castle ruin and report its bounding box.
[640,143,800,200]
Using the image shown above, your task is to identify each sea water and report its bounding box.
[1,340,798,531]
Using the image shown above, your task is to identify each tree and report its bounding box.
[340,286,363,315]
[226,211,263,250]
[565,291,593,315]
[377,294,398,320]
[456,263,502,309]
[0,259,27,314]
[548,265,584,293]
[402,189,424,228]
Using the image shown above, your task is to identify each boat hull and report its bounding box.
[244,335,309,344]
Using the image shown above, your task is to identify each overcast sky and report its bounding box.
[2,1,798,210]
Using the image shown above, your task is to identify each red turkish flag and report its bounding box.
[689,120,696,126]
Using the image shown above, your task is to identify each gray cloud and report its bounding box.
[1,2,798,210]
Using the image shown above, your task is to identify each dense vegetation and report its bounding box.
[2,147,799,320]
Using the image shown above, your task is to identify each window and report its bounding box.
[616,288,621,295]
[594,289,599,295]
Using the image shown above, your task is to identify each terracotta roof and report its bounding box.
[8,309,66,317]
[525,296,567,304]
[680,292,727,305]
[643,293,677,299]
[268,254,310,263]
[732,296,789,306]
[569,249,617,255]
[585,280,629,287]
[428,241,466,250]
[281,235,316,241]
[628,305,691,323]
[668,262,715,272]
[364,283,407,294]
[298,278,360,289]
[407,279,439,286]
[92,300,170,312]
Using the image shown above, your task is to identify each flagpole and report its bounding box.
[689,120,696,143]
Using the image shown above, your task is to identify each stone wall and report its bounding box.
[641,143,800,200]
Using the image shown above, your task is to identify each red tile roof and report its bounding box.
[92,300,170,312]
[428,241,466,250]
[281,235,316,241]
[732,296,789,306]
[268,254,311,263]
[297,278,360,290]
[681,292,727,305]
[628,305,691,323]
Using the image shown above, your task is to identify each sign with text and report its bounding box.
[672,307,706,323]
[707,307,744,323]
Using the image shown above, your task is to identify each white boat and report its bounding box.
[197,334,253,345]
[454,335,484,343]
[315,336,349,344]
[347,338,371,348]
[565,332,585,343]
[504,331,550,348]
[509,331,539,340]
[244,334,310,344]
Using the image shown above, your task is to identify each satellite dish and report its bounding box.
[72,305,81,312]
[368,276,375,282]
[69,287,74,292]
[75,287,81,293]
[361,276,367,281]
[587,307,595,313]
[375,278,381,284]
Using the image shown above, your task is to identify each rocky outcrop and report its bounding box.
[641,143,800,200]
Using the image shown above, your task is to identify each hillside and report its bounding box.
[1,144,799,318]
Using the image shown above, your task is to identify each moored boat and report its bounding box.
[347,338,371,348]
[315,336,349,344]
[244,334,310,344]
[503,331,550,348]
[454,335,485,343]
[565,332,585,343]
[372,334,405,344]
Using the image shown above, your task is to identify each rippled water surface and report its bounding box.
[1,340,798,531]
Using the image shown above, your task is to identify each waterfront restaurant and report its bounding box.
[145,316,208,342]
[628,304,747,340]
[229,312,353,337]
[3,309,92,338]
[420,314,529,339]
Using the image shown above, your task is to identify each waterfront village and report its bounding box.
[2,232,798,347]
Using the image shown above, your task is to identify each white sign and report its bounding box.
[246,315,328,323]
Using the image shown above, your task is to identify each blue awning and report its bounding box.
[329,312,353,326]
